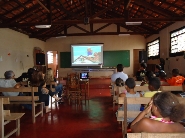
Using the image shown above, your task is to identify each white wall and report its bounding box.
[0,28,46,78]
[146,21,185,76]
[3,22,184,79]
[45,24,146,77]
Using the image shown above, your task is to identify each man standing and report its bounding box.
[111,64,128,82]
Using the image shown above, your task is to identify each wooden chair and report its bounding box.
[117,97,151,137]
[0,98,25,138]
[66,73,82,104]
[127,132,185,138]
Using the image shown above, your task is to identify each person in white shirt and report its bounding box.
[0,70,22,96]
[111,64,128,82]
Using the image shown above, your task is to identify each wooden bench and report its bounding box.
[160,85,183,92]
[0,98,25,138]
[0,87,43,123]
[117,97,151,137]
[127,132,185,138]
[135,81,142,86]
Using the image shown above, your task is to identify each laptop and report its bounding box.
[80,72,89,81]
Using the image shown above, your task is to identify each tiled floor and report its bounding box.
[5,89,122,138]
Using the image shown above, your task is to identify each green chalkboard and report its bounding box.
[60,50,130,68]
[103,50,130,67]
[60,52,71,68]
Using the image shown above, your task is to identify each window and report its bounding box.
[147,38,160,59]
[47,51,53,64]
[170,26,185,57]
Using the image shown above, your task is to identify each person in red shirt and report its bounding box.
[167,69,185,86]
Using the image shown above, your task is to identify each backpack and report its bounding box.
[115,77,124,86]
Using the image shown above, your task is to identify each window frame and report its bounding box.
[146,37,160,60]
[169,26,185,57]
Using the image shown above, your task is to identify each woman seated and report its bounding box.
[30,70,61,113]
[159,71,169,86]
[131,92,185,133]
[45,68,64,102]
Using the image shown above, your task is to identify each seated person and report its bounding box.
[159,71,169,86]
[131,92,185,133]
[141,71,154,86]
[111,64,128,82]
[0,70,22,96]
[45,68,64,102]
[15,68,35,83]
[115,77,124,87]
[154,64,163,77]
[167,68,185,86]
[136,62,147,81]
[119,78,142,122]
[143,77,161,97]
[167,69,185,95]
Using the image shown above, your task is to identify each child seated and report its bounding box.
[131,92,185,133]
[119,78,142,122]
[159,71,169,86]
[143,77,161,97]
[167,69,185,95]
[167,69,185,86]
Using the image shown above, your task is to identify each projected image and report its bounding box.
[71,44,103,66]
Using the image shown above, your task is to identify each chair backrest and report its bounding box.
[118,86,126,94]
[127,132,185,138]
[134,86,150,92]
[160,81,170,86]
[67,73,80,89]
[160,86,183,92]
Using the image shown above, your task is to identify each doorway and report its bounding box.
[133,49,144,76]
[47,51,58,78]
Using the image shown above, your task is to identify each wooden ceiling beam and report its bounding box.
[134,0,177,17]
[0,17,184,28]
[46,0,51,24]
[29,31,158,38]
[5,5,40,24]
[90,0,123,18]
[73,25,89,33]
[125,0,132,10]
[37,0,50,13]
[94,23,112,33]
[57,1,82,20]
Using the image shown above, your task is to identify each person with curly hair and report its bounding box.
[131,92,185,133]
[30,70,61,113]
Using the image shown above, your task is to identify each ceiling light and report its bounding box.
[118,34,130,36]
[55,36,66,38]
[125,21,142,25]
[35,25,51,28]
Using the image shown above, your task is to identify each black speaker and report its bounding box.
[139,51,147,63]
[36,53,45,65]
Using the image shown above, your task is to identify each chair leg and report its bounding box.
[16,119,20,136]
